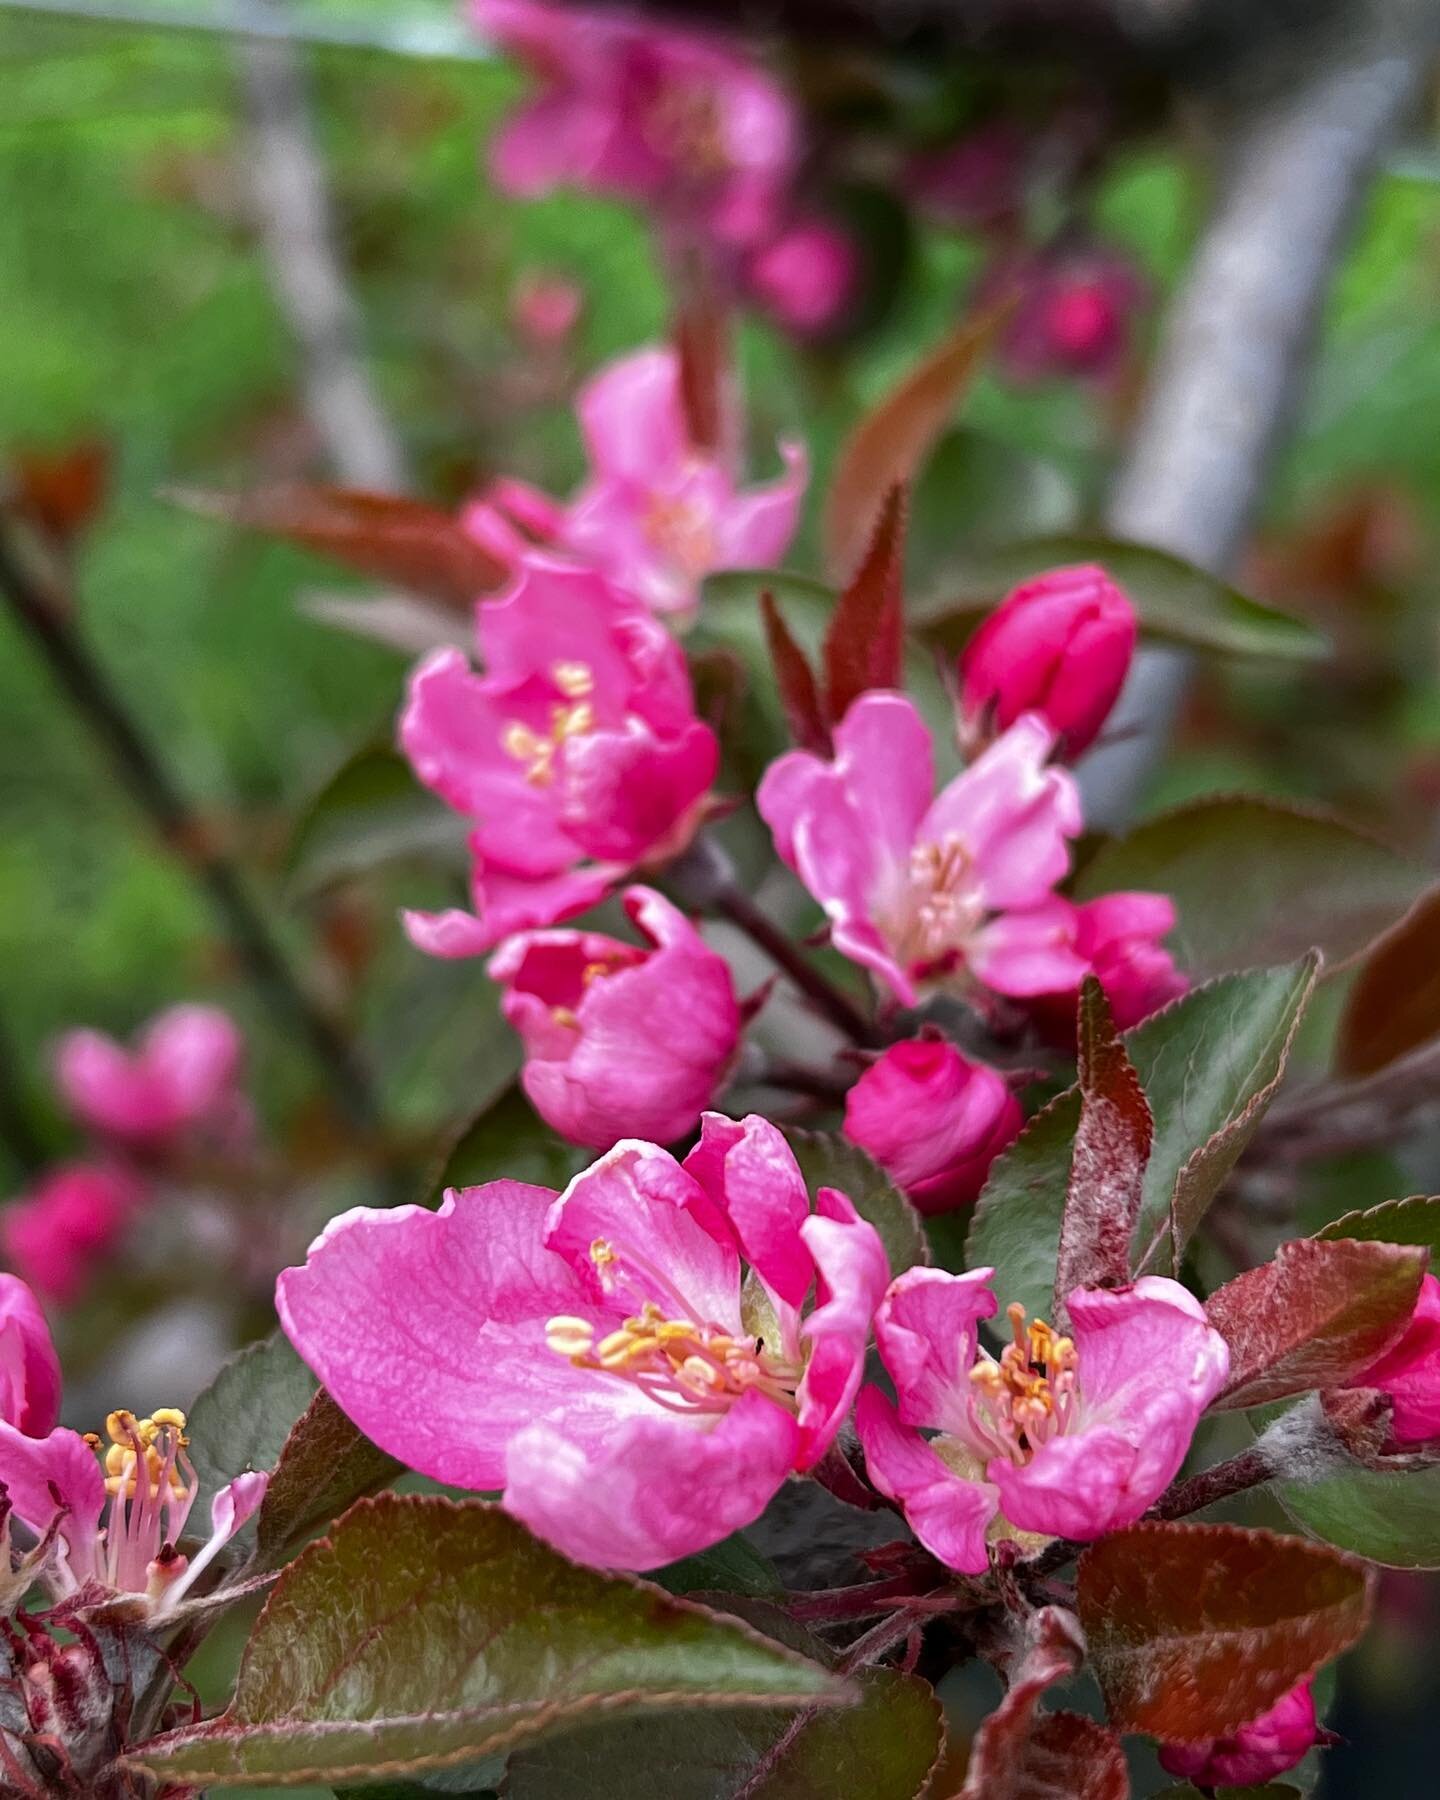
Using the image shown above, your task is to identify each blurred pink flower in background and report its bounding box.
[1346,1272,1440,1445]
[278,1119,887,1570]
[959,563,1137,759]
[54,1004,246,1154]
[742,218,859,335]
[843,1037,1021,1213]
[489,885,740,1148]
[0,1274,62,1437]
[1159,1679,1321,1787]
[908,122,1030,231]
[759,693,1086,1007]
[1,1162,146,1306]
[984,244,1147,384]
[399,555,718,955]
[510,269,584,349]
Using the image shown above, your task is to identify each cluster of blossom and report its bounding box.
[1,1005,247,1304]
[472,0,857,334]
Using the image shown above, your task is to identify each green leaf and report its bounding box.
[1073,798,1421,982]
[124,1497,843,1788]
[286,741,466,899]
[965,1089,1081,1326]
[186,1334,318,1523]
[652,1533,783,1599]
[1315,1192,1440,1263]
[782,1129,929,1278]
[422,1080,584,1203]
[254,1388,402,1569]
[1077,1521,1373,1739]
[1275,1452,1440,1570]
[914,535,1329,662]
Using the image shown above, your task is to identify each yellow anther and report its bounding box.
[552,1005,581,1029]
[150,1408,188,1433]
[545,1316,596,1359]
[551,661,595,700]
[590,1239,617,1268]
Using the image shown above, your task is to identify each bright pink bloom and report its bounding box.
[758,693,1086,1007]
[743,219,858,335]
[1159,1679,1319,1787]
[511,270,584,348]
[399,555,719,956]
[843,1039,1021,1215]
[278,1115,888,1571]
[960,564,1137,758]
[985,245,1147,385]
[855,1268,1228,1570]
[474,1,795,253]
[1347,1272,1440,1445]
[563,346,807,617]
[0,1277,61,1437]
[489,885,740,1149]
[908,123,1029,230]
[1030,892,1188,1037]
[2,1163,146,1307]
[54,1004,246,1152]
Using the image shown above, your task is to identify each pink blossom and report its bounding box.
[758,693,1087,1007]
[1158,1678,1320,1787]
[1031,892,1189,1037]
[0,1276,61,1437]
[2,1163,146,1307]
[843,1038,1021,1215]
[278,1115,888,1571]
[489,885,741,1148]
[398,554,719,956]
[855,1268,1228,1570]
[742,219,858,335]
[563,346,808,618]
[1347,1272,1440,1445]
[474,1,795,253]
[959,563,1137,758]
[984,245,1147,385]
[54,1004,246,1152]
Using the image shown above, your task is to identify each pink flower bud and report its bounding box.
[0,1275,61,1437]
[744,219,858,335]
[960,563,1137,757]
[1159,1678,1320,1788]
[1,1162,146,1306]
[488,886,740,1149]
[983,245,1147,385]
[1069,891,1188,1028]
[1347,1271,1440,1445]
[54,1004,246,1153]
[843,1038,1022,1215]
[510,270,584,348]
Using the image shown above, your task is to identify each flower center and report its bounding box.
[643,493,719,578]
[966,1303,1079,1466]
[502,661,597,786]
[889,834,984,980]
[644,84,731,181]
[82,1405,198,1597]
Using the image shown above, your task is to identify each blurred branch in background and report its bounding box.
[0,0,486,57]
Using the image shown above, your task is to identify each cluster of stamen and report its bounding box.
[643,494,718,576]
[545,1240,800,1417]
[967,1304,1079,1466]
[888,834,983,978]
[502,661,597,786]
[81,1406,198,1599]
[550,953,634,1030]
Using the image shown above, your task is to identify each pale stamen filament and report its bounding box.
[966,1303,1081,1467]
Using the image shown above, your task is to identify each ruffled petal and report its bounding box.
[0,1422,106,1584]
[793,1187,889,1468]
[683,1113,811,1310]
[872,1266,997,1436]
[854,1388,996,1575]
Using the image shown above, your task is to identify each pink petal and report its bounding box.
[53,1030,167,1143]
[794,1187,889,1468]
[503,1386,799,1571]
[0,1422,106,1582]
[969,901,1091,998]
[872,1266,998,1436]
[0,1276,62,1438]
[576,346,689,485]
[1351,1272,1440,1445]
[402,860,619,959]
[558,720,717,863]
[140,1004,243,1123]
[477,556,643,707]
[854,1388,996,1575]
[714,441,809,568]
[277,1184,643,1491]
[989,1425,1155,1540]
[683,1113,811,1310]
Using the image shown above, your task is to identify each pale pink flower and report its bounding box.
[278,1115,888,1571]
[0,1303,266,1613]
[758,693,1087,1007]
[1346,1272,1440,1445]
[984,244,1147,385]
[855,1267,1228,1570]
[2,1163,146,1307]
[843,1038,1021,1215]
[0,1276,61,1437]
[54,1004,246,1152]
[1159,1679,1320,1787]
[489,885,740,1149]
[399,555,719,956]
[742,219,858,335]
[474,1,796,254]
[960,563,1136,758]
[562,346,807,617]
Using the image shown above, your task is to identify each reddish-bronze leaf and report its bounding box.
[824,307,1001,579]
[1336,884,1440,1077]
[11,438,111,545]
[1077,1522,1373,1740]
[998,1713,1129,1800]
[1055,977,1153,1318]
[1207,1236,1427,1411]
[760,590,831,754]
[1319,1385,1399,1467]
[822,484,906,723]
[169,484,508,609]
[954,1607,1088,1799]
[674,287,733,456]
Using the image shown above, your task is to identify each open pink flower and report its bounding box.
[399,555,718,956]
[758,693,1086,1007]
[1159,1678,1320,1787]
[0,1307,266,1613]
[278,1114,888,1571]
[742,219,858,336]
[474,1,796,253]
[2,1163,146,1307]
[1031,892,1188,1037]
[855,1268,1228,1570]
[843,1039,1021,1215]
[1346,1272,1440,1445]
[0,1277,61,1438]
[54,1005,246,1152]
[563,346,807,618]
[489,885,740,1149]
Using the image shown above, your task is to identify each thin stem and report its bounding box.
[1147,1446,1273,1522]
[711,882,879,1047]
[0,516,380,1134]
